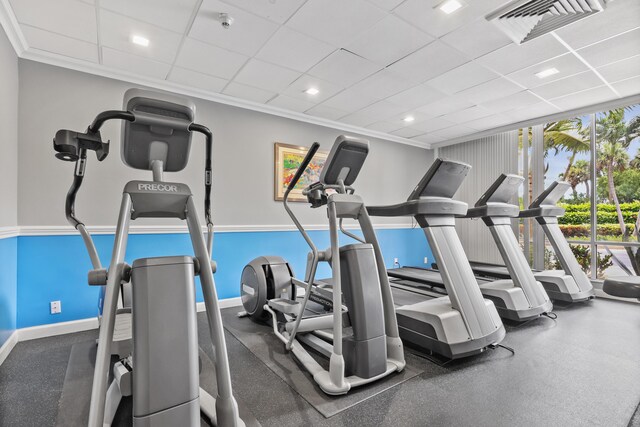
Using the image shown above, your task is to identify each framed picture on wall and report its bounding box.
[274,142,328,202]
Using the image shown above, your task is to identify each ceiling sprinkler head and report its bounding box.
[219,13,233,29]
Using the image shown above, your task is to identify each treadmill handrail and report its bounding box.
[367,197,468,217]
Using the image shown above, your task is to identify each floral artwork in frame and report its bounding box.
[274,142,328,202]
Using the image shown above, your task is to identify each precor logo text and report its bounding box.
[138,183,179,192]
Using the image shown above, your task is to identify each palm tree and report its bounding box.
[561,159,590,199]
[543,119,590,178]
[592,108,640,274]
[630,148,640,169]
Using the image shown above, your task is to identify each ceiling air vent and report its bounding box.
[486,0,607,45]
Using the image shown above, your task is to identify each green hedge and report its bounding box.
[561,201,640,213]
[559,211,639,225]
[559,224,636,237]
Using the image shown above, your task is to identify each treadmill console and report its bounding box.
[407,158,471,201]
[520,181,569,218]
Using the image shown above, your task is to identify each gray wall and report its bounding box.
[439,131,519,263]
[18,60,434,228]
[0,27,18,227]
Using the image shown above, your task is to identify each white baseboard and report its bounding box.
[18,317,100,342]
[0,331,18,366]
[196,297,243,312]
[0,297,244,365]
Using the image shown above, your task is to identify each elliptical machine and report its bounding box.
[240,136,405,395]
[53,89,244,426]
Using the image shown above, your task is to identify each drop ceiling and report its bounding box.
[1,0,639,149]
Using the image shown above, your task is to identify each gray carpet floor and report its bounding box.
[1,298,638,427]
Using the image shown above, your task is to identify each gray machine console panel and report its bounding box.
[407,158,471,201]
[520,180,568,218]
[320,135,369,186]
[466,174,523,219]
[367,198,468,218]
[122,89,196,172]
[124,180,192,220]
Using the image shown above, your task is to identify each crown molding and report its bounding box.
[18,46,431,150]
[431,93,640,149]
[0,0,26,55]
[0,0,430,150]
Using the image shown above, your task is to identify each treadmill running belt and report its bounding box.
[468,262,511,279]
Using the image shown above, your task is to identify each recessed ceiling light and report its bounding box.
[131,35,150,47]
[535,68,559,79]
[439,0,463,14]
[305,87,320,95]
[403,116,415,123]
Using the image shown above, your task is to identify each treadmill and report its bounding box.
[368,158,505,359]
[468,181,595,303]
[386,173,553,322]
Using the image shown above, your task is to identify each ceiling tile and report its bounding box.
[391,127,425,138]
[577,28,640,69]
[349,69,416,101]
[549,86,618,111]
[268,95,316,113]
[175,38,248,80]
[394,0,480,38]
[366,121,403,133]
[99,10,183,64]
[597,55,640,83]
[505,102,561,124]
[365,0,405,11]
[479,90,543,114]
[506,54,589,89]
[411,116,457,132]
[440,18,512,60]
[100,0,198,33]
[306,104,349,121]
[430,125,477,140]
[416,94,474,117]
[340,111,379,127]
[219,0,306,24]
[234,59,301,92]
[222,82,276,103]
[346,15,434,66]
[530,71,605,100]
[455,77,523,104]
[10,0,97,43]
[308,49,381,87]
[424,62,498,95]
[102,47,171,79]
[465,114,515,131]
[386,40,469,84]
[441,105,493,124]
[255,27,335,73]
[167,67,228,92]
[385,111,433,126]
[286,0,386,46]
[21,25,98,62]
[386,82,447,109]
[356,100,407,122]
[475,34,568,75]
[320,86,379,112]
[612,75,640,98]
[411,133,444,145]
[190,0,279,56]
[282,75,343,104]
[554,0,640,50]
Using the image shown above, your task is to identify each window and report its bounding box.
[524,103,639,281]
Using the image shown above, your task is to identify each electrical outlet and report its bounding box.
[393,258,398,264]
[50,300,61,314]
[424,257,429,264]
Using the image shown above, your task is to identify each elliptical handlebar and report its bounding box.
[284,142,320,200]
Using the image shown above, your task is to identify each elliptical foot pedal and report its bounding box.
[268,298,300,315]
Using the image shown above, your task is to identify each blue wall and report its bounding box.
[16,228,432,329]
[0,237,17,347]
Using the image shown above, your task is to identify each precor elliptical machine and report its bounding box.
[240,136,405,395]
[53,89,244,426]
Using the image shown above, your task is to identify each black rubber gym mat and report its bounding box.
[221,307,424,418]
[55,340,260,426]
